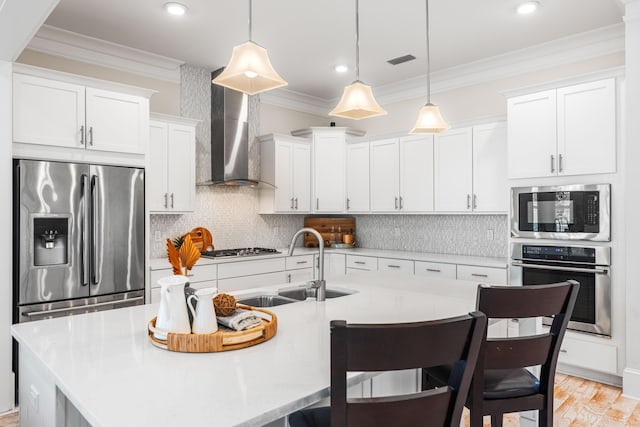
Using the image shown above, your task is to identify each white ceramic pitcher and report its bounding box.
[187,287,218,334]
[155,275,191,339]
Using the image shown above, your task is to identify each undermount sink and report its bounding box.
[237,295,298,307]
[277,287,356,301]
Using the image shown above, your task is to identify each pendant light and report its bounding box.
[329,0,386,120]
[212,0,287,95]
[410,0,449,134]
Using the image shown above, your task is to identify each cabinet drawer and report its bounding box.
[378,258,414,274]
[558,335,617,374]
[218,271,285,292]
[150,268,173,288]
[346,255,378,271]
[457,265,506,285]
[286,254,314,270]
[218,257,285,279]
[414,261,456,279]
[187,264,218,283]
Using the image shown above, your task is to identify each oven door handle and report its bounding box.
[511,261,608,275]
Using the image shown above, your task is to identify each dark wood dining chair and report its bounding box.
[288,311,487,427]
[423,280,579,427]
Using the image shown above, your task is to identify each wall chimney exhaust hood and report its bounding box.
[208,68,258,186]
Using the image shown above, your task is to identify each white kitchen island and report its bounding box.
[12,272,482,427]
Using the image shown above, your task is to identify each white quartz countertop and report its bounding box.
[149,247,507,270]
[11,272,480,427]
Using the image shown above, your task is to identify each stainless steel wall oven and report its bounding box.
[511,184,610,241]
[511,243,611,336]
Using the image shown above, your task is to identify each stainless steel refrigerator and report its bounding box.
[13,159,145,323]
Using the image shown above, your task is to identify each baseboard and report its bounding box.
[557,363,622,387]
[623,368,640,400]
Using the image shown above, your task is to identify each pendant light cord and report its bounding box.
[425,0,431,104]
[248,0,253,41]
[355,0,360,82]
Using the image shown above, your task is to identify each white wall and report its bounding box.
[0,60,15,413]
[259,102,334,135]
[623,0,640,399]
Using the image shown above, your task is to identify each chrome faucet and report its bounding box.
[287,228,326,301]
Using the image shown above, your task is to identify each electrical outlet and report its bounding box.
[486,229,494,241]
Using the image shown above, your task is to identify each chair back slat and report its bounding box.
[476,283,574,319]
[484,335,553,369]
[344,316,479,372]
[347,388,453,427]
[330,312,487,427]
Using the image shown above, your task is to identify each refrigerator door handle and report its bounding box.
[81,174,90,286]
[91,174,101,285]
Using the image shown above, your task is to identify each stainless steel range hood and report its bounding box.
[208,68,258,186]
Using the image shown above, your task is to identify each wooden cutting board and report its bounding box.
[303,217,355,247]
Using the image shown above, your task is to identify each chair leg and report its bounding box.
[469,409,483,427]
[539,409,552,427]
[490,413,503,427]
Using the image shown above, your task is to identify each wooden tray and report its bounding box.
[147,305,277,353]
[303,217,355,248]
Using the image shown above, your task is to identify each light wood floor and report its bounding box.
[0,374,638,426]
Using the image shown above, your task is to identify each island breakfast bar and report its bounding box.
[12,272,488,427]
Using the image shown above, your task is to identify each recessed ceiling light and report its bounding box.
[517,1,539,15]
[334,65,349,73]
[165,2,187,16]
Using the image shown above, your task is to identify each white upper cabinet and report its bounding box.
[346,142,370,212]
[435,124,507,213]
[259,134,311,213]
[312,129,346,212]
[149,114,198,213]
[370,138,400,212]
[400,135,434,212]
[508,78,616,179]
[13,72,149,155]
[557,79,616,176]
[370,136,434,213]
[435,128,473,212]
[472,122,508,212]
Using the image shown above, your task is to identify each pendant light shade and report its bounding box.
[410,0,448,134]
[329,81,386,120]
[329,0,386,120]
[212,0,287,95]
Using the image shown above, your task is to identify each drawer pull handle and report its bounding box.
[388,265,401,268]
[296,261,308,264]
[426,268,441,273]
[471,273,488,278]
[560,349,567,353]
[354,261,366,265]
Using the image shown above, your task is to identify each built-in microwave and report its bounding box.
[511,184,610,241]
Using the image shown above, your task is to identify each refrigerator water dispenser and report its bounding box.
[33,217,68,266]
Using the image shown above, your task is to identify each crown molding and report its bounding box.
[26,25,184,83]
[259,87,330,116]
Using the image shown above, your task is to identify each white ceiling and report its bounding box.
[42,0,624,100]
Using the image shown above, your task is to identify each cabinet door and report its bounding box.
[472,122,508,212]
[274,141,294,212]
[400,135,434,212]
[85,87,147,154]
[370,138,400,212]
[557,78,616,176]
[434,128,473,212]
[286,268,314,284]
[13,74,85,148]
[167,123,196,212]
[507,89,557,178]
[346,142,370,212]
[313,132,345,212]
[148,121,169,212]
[292,142,311,212]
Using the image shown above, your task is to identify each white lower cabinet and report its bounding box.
[456,265,507,285]
[218,272,285,292]
[414,261,456,279]
[217,258,286,292]
[558,334,617,374]
[377,258,414,274]
[370,370,420,398]
[346,255,378,272]
[286,254,315,283]
[149,263,218,303]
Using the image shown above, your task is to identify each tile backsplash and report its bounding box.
[149,64,508,260]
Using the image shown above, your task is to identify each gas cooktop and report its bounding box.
[201,248,281,258]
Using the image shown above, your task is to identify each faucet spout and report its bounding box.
[287,228,325,301]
